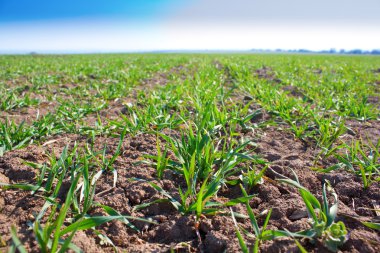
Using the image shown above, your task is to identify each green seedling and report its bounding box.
[134,175,254,220]
[143,136,170,179]
[313,115,346,151]
[8,226,28,253]
[232,184,297,253]
[0,92,40,111]
[239,165,269,191]
[277,171,348,252]
[2,145,154,252]
[232,107,264,132]
[0,120,34,153]
[320,138,380,189]
[91,126,127,188]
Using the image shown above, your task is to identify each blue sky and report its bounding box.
[0,1,181,21]
[0,0,379,53]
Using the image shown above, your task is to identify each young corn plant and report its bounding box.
[319,138,380,189]
[157,123,218,182]
[277,172,348,252]
[3,156,86,252]
[231,107,265,133]
[3,146,154,252]
[0,120,34,154]
[55,101,106,123]
[91,126,128,188]
[138,173,253,218]
[1,145,77,197]
[231,185,301,253]
[119,98,183,134]
[135,133,257,217]
[276,105,313,141]
[238,165,269,191]
[136,125,257,234]
[22,145,77,195]
[313,115,346,151]
[288,120,311,140]
[346,96,379,121]
[155,122,258,189]
[143,136,170,179]
[32,173,152,253]
[0,92,40,111]
[32,171,83,253]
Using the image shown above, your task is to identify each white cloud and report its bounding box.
[160,23,380,50]
[158,0,380,50]
[171,0,380,24]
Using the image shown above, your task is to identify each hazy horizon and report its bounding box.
[1,0,379,53]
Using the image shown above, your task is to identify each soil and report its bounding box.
[253,67,282,84]
[0,101,56,125]
[0,65,379,253]
[366,96,380,110]
[1,122,379,252]
[344,119,380,145]
[281,85,311,101]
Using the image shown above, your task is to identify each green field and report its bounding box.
[0,54,379,252]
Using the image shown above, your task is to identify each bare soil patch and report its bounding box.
[366,96,380,109]
[344,119,380,145]
[0,101,56,125]
[253,67,282,84]
[281,85,311,100]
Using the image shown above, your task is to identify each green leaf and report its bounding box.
[223,195,255,206]
[36,197,56,221]
[231,209,249,253]
[196,179,207,219]
[0,183,46,192]
[51,173,81,252]
[99,204,156,231]
[277,178,307,191]
[261,230,290,240]
[294,238,308,253]
[361,221,380,231]
[10,226,27,253]
[315,163,344,173]
[132,198,169,211]
[253,239,260,253]
[300,190,320,222]
[58,230,81,253]
[324,181,338,226]
[322,182,330,222]
[262,209,272,231]
[149,182,183,212]
[59,216,124,236]
[235,227,249,253]
[239,184,260,236]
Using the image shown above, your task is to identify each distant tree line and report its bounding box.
[251,48,380,55]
